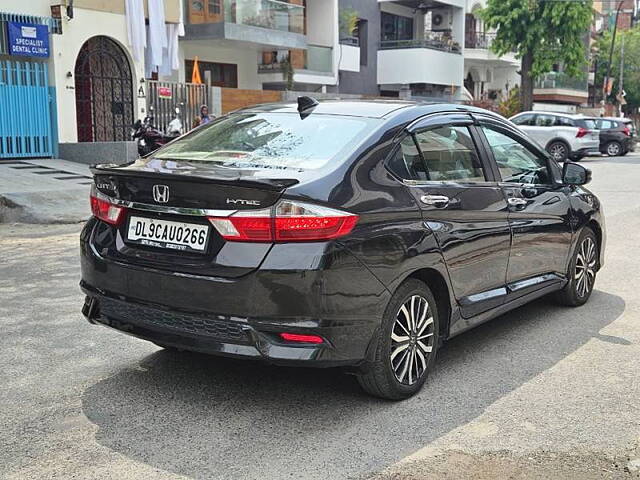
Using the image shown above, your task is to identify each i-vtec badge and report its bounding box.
[226,198,261,206]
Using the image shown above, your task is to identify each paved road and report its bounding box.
[1,155,640,479]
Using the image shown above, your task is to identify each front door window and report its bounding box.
[481,127,552,185]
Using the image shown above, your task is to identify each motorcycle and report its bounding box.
[132,106,183,156]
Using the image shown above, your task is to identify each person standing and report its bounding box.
[193,105,213,129]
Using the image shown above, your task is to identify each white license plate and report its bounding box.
[127,216,210,253]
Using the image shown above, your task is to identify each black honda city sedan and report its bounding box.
[80,99,605,400]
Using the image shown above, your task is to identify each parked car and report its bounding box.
[81,99,605,400]
[593,117,635,156]
[510,111,600,162]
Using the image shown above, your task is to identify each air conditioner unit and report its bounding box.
[430,9,452,32]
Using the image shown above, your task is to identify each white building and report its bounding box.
[376,0,466,100]
[463,0,519,102]
[1,0,181,162]
[175,0,340,93]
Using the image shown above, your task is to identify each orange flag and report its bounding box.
[191,56,202,84]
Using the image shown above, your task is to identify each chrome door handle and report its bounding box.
[507,197,528,208]
[421,194,450,207]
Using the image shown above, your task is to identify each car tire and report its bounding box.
[547,141,570,162]
[357,279,440,400]
[555,228,598,307]
[606,141,622,157]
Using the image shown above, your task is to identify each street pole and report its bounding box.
[619,35,625,116]
[603,0,625,115]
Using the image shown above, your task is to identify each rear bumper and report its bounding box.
[80,221,390,367]
[81,288,364,366]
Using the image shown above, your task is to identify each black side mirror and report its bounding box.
[563,162,591,186]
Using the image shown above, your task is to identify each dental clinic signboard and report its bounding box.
[7,22,50,58]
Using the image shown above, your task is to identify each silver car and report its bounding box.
[510,111,600,162]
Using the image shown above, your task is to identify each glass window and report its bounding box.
[413,126,485,182]
[482,126,552,185]
[576,118,597,130]
[155,113,377,171]
[387,136,428,181]
[535,114,555,127]
[185,60,238,88]
[555,116,574,126]
[511,114,535,126]
[381,12,414,42]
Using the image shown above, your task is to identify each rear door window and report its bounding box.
[555,116,575,127]
[413,126,486,182]
[387,136,428,181]
[535,114,555,127]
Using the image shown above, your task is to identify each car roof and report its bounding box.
[239,100,414,119]
[236,99,504,121]
[514,111,588,120]
[603,117,631,123]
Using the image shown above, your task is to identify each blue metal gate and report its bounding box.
[0,60,55,158]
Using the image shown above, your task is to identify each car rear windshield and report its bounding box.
[154,112,377,170]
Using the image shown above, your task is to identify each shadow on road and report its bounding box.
[81,290,626,480]
[581,155,640,166]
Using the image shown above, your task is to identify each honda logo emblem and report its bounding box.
[152,185,170,203]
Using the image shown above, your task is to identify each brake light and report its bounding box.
[279,333,324,344]
[208,200,359,243]
[623,126,631,136]
[90,194,126,226]
[576,127,590,138]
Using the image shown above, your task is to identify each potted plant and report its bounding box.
[339,8,359,44]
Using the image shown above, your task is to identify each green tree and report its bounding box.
[498,86,522,118]
[481,0,593,111]
[594,26,640,113]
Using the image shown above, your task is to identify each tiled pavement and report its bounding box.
[0,159,92,223]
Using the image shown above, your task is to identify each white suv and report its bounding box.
[510,111,600,162]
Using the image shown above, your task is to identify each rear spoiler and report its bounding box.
[90,164,300,191]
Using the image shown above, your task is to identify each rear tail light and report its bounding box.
[623,126,631,136]
[279,333,324,344]
[208,200,359,243]
[576,127,590,138]
[90,193,126,226]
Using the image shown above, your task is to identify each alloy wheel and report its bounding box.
[390,295,435,386]
[575,237,597,298]
[549,143,567,161]
[607,142,621,156]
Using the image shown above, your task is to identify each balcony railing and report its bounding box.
[465,31,497,50]
[534,72,589,92]
[339,36,360,46]
[258,45,333,74]
[379,37,462,54]
[224,0,304,34]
